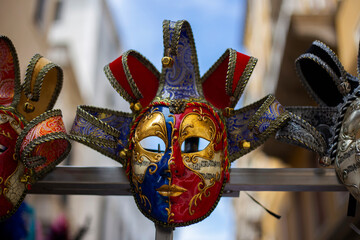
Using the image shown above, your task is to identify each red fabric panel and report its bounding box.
[232,52,250,93]
[0,121,19,216]
[109,56,136,100]
[202,56,230,109]
[0,38,15,106]
[127,55,159,107]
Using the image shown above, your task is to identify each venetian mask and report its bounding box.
[129,103,227,224]
[276,40,360,203]
[71,20,289,226]
[0,36,71,221]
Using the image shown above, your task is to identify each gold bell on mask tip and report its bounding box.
[162,56,174,68]
[130,102,142,112]
[23,101,35,113]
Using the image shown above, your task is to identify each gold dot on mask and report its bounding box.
[239,140,251,149]
[130,102,142,112]
[161,56,174,68]
[119,149,131,159]
[24,102,35,113]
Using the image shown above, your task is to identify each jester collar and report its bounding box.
[0,36,71,221]
[276,40,360,202]
[70,20,289,227]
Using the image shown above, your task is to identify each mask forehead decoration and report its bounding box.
[70,20,290,227]
[276,40,360,204]
[0,36,71,221]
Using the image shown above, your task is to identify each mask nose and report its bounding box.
[159,165,171,178]
[170,140,185,177]
[157,151,171,179]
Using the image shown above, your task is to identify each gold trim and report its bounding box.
[201,49,258,108]
[19,55,63,121]
[104,50,160,105]
[232,56,257,107]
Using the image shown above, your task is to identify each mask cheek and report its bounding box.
[131,148,150,185]
[170,150,224,221]
[170,168,202,219]
[0,122,20,180]
[131,142,165,182]
[0,124,25,216]
[131,147,174,223]
[182,150,223,187]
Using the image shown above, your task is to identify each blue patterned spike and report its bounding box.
[227,107,259,157]
[70,106,132,163]
[87,110,132,149]
[159,20,202,102]
[226,96,289,162]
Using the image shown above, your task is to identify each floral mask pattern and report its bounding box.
[70,20,289,227]
[0,36,71,221]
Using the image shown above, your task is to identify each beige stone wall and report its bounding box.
[0,0,54,73]
[336,0,360,75]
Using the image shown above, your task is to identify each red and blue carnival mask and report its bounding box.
[70,20,289,227]
[129,103,228,224]
[0,36,71,221]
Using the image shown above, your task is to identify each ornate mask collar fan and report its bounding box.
[0,36,71,221]
[70,20,290,227]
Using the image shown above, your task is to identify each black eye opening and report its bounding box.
[140,136,166,153]
[0,144,7,154]
[181,137,209,153]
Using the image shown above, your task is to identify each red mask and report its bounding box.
[0,36,70,221]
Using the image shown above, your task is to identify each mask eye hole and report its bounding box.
[181,137,210,153]
[140,136,166,153]
[0,144,7,154]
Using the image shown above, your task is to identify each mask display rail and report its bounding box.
[28,167,346,240]
[29,166,345,196]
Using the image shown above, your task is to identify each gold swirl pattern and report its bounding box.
[0,113,22,134]
[188,180,213,215]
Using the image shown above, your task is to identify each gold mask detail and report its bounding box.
[179,110,222,186]
[132,110,168,184]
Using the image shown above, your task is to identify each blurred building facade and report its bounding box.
[0,0,154,239]
[234,0,360,239]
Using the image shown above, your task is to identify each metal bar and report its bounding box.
[155,224,174,240]
[225,167,346,192]
[29,166,131,195]
[28,166,346,196]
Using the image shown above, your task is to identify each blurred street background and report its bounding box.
[1,0,360,239]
